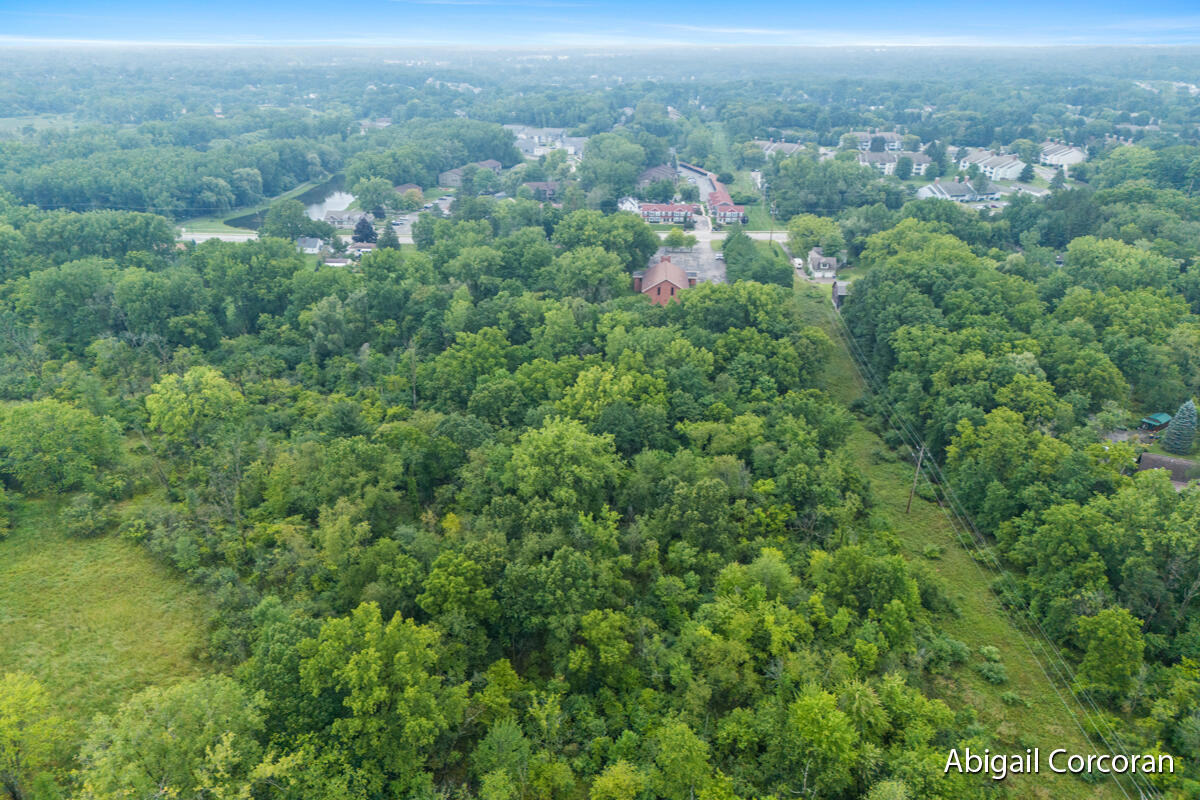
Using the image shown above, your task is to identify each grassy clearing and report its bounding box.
[0,114,76,134]
[741,203,777,231]
[178,177,324,234]
[1140,439,1198,459]
[730,169,761,197]
[795,283,1123,800]
[178,217,254,235]
[0,499,209,734]
[753,240,789,263]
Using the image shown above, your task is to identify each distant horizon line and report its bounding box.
[2,38,1200,49]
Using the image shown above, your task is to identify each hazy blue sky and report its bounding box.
[2,1,1199,47]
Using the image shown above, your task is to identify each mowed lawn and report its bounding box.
[795,283,1124,800]
[0,499,209,731]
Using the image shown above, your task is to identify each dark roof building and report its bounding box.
[832,280,850,310]
[637,164,677,187]
[915,178,999,203]
[523,181,560,200]
[1138,453,1199,486]
[438,159,504,187]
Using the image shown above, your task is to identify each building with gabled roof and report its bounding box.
[1040,142,1087,167]
[632,256,696,305]
[807,246,839,277]
[753,139,805,157]
[916,178,999,203]
[438,159,504,187]
[638,203,698,224]
[857,150,932,176]
[850,131,903,151]
[958,150,1027,181]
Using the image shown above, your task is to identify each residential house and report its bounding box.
[561,137,588,157]
[438,168,466,188]
[708,183,745,225]
[856,150,932,176]
[347,242,376,256]
[1040,142,1087,167]
[359,117,392,132]
[753,139,805,157]
[916,178,999,203]
[958,150,1027,181]
[324,210,370,228]
[850,131,903,151]
[504,125,587,157]
[806,246,839,277]
[678,161,746,225]
[632,256,697,305]
[296,237,323,255]
[323,257,352,267]
[523,181,561,201]
[438,159,504,188]
[639,203,698,225]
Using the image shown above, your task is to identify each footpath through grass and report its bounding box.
[0,499,209,735]
[796,283,1123,800]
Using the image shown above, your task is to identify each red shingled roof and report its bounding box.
[641,257,690,291]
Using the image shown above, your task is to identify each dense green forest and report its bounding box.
[1,47,1200,800]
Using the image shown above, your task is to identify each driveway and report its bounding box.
[678,164,716,205]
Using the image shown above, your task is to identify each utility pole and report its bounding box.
[906,445,925,513]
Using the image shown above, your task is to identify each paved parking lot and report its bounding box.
[654,245,725,284]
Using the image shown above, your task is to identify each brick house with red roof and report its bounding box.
[632,256,696,305]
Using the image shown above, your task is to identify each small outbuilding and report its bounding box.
[832,280,850,310]
[1140,413,1173,432]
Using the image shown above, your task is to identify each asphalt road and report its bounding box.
[180,228,789,247]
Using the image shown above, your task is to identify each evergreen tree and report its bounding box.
[377,222,400,250]
[1163,399,1197,454]
[353,216,377,243]
[1019,162,1035,182]
[1050,168,1066,190]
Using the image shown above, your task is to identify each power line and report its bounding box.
[821,287,1160,800]
[831,306,1157,800]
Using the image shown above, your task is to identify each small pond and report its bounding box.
[226,175,351,229]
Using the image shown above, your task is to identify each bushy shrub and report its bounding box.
[61,492,114,538]
[975,660,1009,685]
